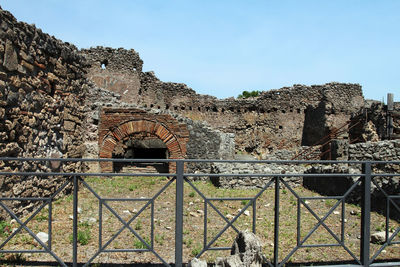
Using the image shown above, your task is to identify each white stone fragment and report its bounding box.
[36,232,49,243]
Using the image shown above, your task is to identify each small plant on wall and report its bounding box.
[237,90,260,99]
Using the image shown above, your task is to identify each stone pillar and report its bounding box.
[330,139,349,160]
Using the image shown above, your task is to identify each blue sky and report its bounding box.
[2,0,399,101]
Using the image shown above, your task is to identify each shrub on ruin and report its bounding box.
[238,90,260,99]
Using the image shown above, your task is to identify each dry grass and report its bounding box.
[0,176,399,266]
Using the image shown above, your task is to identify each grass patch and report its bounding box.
[191,244,202,257]
[133,237,151,249]
[0,221,11,237]
[69,222,91,246]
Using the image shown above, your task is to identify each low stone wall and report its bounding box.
[210,162,309,188]
[349,139,400,161]
[210,140,400,221]
[304,163,400,220]
[303,140,400,219]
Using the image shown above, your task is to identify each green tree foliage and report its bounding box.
[237,90,260,99]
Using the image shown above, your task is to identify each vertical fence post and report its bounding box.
[274,176,280,267]
[361,162,371,267]
[72,175,78,267]
[175,161,184,267]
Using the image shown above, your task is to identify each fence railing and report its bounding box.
[0,158,399,267]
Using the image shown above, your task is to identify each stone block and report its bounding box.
[3,40,18,71]
[64,120,76,131]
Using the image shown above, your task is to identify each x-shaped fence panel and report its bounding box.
[0,177,71,267]
[80,176,175,267]
[369,175,400,265]
[0,158,399,267]
[278,177,362,266]
[185,177,274,258]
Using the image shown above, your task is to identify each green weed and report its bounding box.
[129,185,138,191]
[241,200,249,206]
[133,237,150,249]
[0,221,12,237]
[155,234,165,245]
[69,222,91,245]
[184,237,193,247]
[35,214,48,222]
[191,244,202,257]
[134,219,142,230]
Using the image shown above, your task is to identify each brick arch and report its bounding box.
[99,119,185,172]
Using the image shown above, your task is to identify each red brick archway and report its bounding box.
[99,119,186,173]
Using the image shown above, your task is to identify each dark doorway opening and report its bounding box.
[113,138,169,173]
[133,148,168,159]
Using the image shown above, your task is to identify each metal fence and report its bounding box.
[0,157,399,267]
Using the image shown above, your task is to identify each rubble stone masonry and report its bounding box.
[0,7,88,217]
[82,47,365,157]
[0,6,398,218]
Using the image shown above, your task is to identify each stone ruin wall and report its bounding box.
[82,47,365,158]
[83,84,236,173]
[212,139,400,221]
[98,108,190,173]
[0,8,87,161]
[0,6,395,175]
[349,100,400,143]
[0,7,89,217]
[0,6,398,218]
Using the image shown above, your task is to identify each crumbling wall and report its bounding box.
[349,139,400,161]
[0,7,88,218]
[82,47,142,105]
[349,100,400,143]
[83,87,236,173]
[210,162,308,188]
[0,8,87,161]
[304,140,400,219]
[81,47,365,158]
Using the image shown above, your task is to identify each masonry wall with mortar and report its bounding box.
[0,6,397,219]
[349,100,400,143]
[81,82,236,174]
[98,108,189,173]
[0,7,88,218]
[82,47,365,158]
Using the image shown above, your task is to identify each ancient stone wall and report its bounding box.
[0,7,89,218]
[349,100,400,143]
[84,87,235,172]
[210,162,308,188]
[0,8,87,161]
[349,139,400,161]
[303,140,400,219]
[82,47,142,104]
[82,77,236,173]
[98,108,190,173]
[82,47,365,157]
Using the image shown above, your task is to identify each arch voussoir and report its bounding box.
[99,117,187,173]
